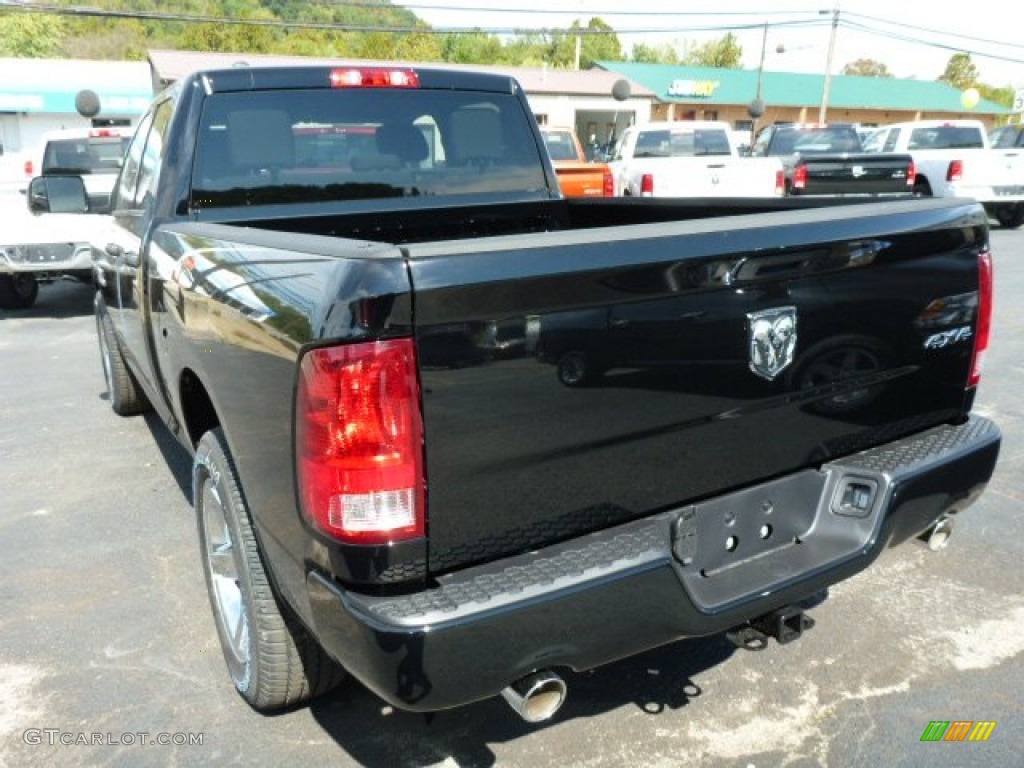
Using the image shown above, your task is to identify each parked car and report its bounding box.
[25,127,130,213]
[539,126,613,197]
[863,119,1024,229]
[751,123,915,197]
[608,120,784,197]
[988,123,1024,149]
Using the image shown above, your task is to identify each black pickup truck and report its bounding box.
[752,122,916,197]
[32,65,1000,722]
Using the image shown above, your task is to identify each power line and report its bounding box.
[1,2,826,36]
[842,11,1023,54]
[840,19,1024,67]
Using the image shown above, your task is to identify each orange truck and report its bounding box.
[540,126,613,197]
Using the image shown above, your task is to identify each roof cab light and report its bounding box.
[968,251,993,389]
[330,68,421,89]
[296,339,426,545]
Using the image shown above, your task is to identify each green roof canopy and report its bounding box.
[596,61,1007,115]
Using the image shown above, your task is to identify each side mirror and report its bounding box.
[27,175,89,215]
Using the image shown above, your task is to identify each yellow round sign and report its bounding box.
[961,88,980,109]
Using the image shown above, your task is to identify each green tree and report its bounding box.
[393,29,444,62]
[0,13,65,57]
[978,83,1014,109]
[574,18,623,69]
[440,31,505,65]
[940,53,979,90]
[842,59,892,78]
[631,42,679,65]
[681,33,742,69]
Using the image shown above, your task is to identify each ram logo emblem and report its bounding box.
[747,306,797,380]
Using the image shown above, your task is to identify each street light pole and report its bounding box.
[818,2,840,123]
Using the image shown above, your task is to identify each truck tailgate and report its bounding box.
[407,199,987,574]
[797,153,914,195]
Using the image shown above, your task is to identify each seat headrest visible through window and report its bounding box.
[375,124,430,166]
[227,110,294,169]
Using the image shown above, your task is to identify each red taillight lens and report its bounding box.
[775,169,785,196]
[968,251,993,389]
[330,68,420,89]
[906,160,916,187]
[24,160,33,176]
[296,339,425,544]
[602,170,614,197]
[640,173,654,196]
[793,165,808,190]
[947,159,963,182]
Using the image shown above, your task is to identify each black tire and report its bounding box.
[194,428,345,712]
[994,203,1024,230]
[95,309,151,416]
[913,179,932,197]
[0,274,39,310]
[557,351,597,387]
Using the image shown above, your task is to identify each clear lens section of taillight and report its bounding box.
[793,165,808,190]
[968,251,993,389]
[296,339,425,544]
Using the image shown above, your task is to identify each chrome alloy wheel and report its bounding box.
[96,315,115,394]
[201,477,250,683]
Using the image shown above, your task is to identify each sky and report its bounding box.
[395,0,1024,87]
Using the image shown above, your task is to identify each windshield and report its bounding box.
[191,88,549,209]
[42,136,129,175]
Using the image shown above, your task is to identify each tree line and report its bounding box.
[0,0,1014,108]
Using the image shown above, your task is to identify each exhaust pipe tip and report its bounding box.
[500,670,567,723]
[925,516,955,551]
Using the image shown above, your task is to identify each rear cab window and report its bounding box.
[42,131,130,175]
[190,86,549,210]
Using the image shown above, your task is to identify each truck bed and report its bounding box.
[171,195,988,576]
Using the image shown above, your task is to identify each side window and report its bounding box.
[113,110,154,211]
[133,100,174,209]
[882,129,899,152]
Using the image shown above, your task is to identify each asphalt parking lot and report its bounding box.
[1,225,1022,768]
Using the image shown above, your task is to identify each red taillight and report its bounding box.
[775,169,785,196]
[640,173,654,196]
[947,159,963,182]
[793,164,808,190]
[968,251,993,389]
[88,129,119,138]
[24,160,33,176]
[906,160,916,187]
[330,68,420,89]
[296,339,425,544]
[602,170,614,197]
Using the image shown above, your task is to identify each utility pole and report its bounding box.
[747,22,769,149]
[818,2,840,123]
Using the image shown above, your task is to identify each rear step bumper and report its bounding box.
[306,415,1000,712]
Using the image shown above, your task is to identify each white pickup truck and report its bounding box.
[863,119,1024,228]
[0,127,129,309]
[607,120,784,198]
